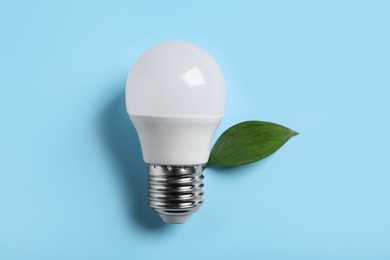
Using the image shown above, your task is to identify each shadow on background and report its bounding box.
[99,90,167,231]
[207,158,271,175]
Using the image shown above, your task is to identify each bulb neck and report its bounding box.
[148,164,204,224]
[130,115,222,165]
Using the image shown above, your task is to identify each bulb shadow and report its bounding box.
[99,90,166,230]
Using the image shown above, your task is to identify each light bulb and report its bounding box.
[126,41,225,224]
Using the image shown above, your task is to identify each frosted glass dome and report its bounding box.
[126,41,225,117]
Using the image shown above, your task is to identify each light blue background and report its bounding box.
[1,0,389,259]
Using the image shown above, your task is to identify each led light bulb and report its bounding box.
[126,41,225,224]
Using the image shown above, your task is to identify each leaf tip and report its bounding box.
[291,130,299,136]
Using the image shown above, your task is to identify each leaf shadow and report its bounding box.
[99,89,167,231]
[206,156,273,175]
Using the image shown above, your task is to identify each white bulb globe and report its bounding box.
[126,41,226,165]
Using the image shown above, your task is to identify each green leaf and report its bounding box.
[206,121,298,168]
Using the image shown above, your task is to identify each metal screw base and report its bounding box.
[148,165,204,224]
